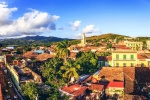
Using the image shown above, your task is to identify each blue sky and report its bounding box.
[0,0,150,39]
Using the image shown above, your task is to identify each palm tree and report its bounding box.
[55,40,70,62]
[61,60,80,82]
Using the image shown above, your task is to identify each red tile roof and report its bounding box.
[112,51,137,53]
[98,67,124,82]
[113,45,128,49]
[61,84,87,96]
[69,52,77,59]
[107,82,124,88]
[0,84,2,100]
[113,45,131,50]
[106,56,112,61]
[69,46,82,51]
[137,54,149,60]
[88,84,104,91]
[23,51,38,58]
[123,67,135,81]
[36,53,54,61]
[81,47,91,52]
[118,41,125,45]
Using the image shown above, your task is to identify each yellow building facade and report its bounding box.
[110,51,150,67]
[124,41,143,50]
[106,86,124,97]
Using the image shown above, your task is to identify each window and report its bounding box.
[123,55,126,60]
[141,63,144,67]
[116,54,119,60]
[116,63,119,67]
[148,61,150,67]
[131,63,134,67]
[123,63,126,67]
[131,55,134,60]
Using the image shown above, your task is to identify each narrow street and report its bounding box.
[1,68,22,100]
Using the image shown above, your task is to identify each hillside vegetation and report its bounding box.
[1,33,150,46]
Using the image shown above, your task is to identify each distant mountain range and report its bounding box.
[0,33,150,46]
[0,35,72,46]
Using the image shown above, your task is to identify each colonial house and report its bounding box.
[36,53,54,61]
[106,82,124,98]
[59,84,87,100]
[103,51,150,67]
[112,45,131,51]
[111,51,137,67]
[69,45,82,53]
[146,40,150,50]
[93,67,124,82]
[124,41,143,50]
[88,84,105,99]
[23,51,38,59]
[98,56,111,67]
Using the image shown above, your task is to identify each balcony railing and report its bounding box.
[113,58,136,61]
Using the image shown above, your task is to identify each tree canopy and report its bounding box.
[55,40,70,62]
[21,82,39,100]
[75,51,99,75]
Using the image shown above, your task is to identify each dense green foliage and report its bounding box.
[40,57,65,88]
[21,82,39,100]
[55,40,70,62]
[61,60,80,81]
[21,81,67,100]
[106,42,112,50]
[75,51,100,75]
[86,33,127,43]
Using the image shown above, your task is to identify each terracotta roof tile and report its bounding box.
[112,51,137,53]
[106,82,124,88]
[36,53,54,61]
[88,84,104,91]
[123,67,135,81]
[98,67,124,82]
[112,45,131,50]
[118,41,125,45]
[0,84,2,100]
[23,51,38,58]
[69,52,77,59]
[137,54,149,60]
[106,56,112,61]
[61,84,87,96]
[81,47,91,52]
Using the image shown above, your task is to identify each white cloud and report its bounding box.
[69,20,81,31]
[0,2,17,25]
[82,25,98,34]
[0,2,60,37]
